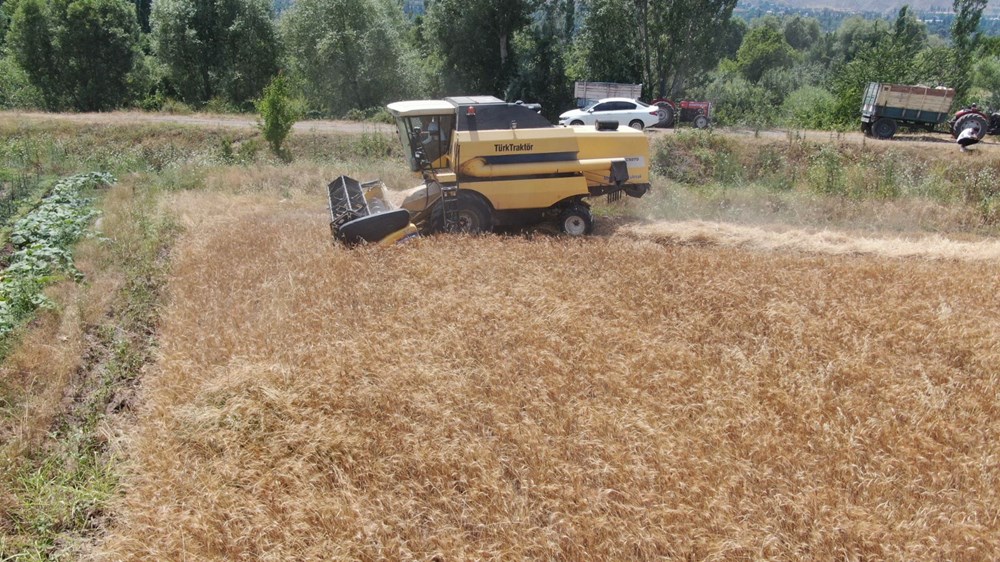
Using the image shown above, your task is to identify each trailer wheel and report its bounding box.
[693,115,710,129]
[559,205,594,236]
[655,102,675,128]
[872,117,897,139]
[453,191,493,234]
[953,113,988,139]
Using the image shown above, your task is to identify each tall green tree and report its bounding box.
[640,0,739,99]
[735,25,797,83]
[783,15,820,52]
[281,0,419,115]
[573,0,642,85]
[508,0,574,120]
[424,0,533,96]
[952,0,988,100]
[151,0,279,108]
[8,0,140,110]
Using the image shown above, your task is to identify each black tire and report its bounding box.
[953,113,988,139]
[570,120,585,126]
[872,117,897,139]
[628,120,645,131]
[693,115,710,129]
[558,205,594,236]
[453,191,493,234]
[655,102,675,128]
[861,122,873,136]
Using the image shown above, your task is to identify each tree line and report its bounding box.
[0,0,995,129]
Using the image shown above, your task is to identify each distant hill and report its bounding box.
[748,0,1000,15]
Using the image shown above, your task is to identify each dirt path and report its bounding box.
[6,109,993,153]
[1,110,395,134]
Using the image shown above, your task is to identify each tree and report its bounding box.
[952,0,988,101]
[783,15,820,52]
[834,16,885,62]
[735,25,797,83]
[892,6,927,58]
[280,0,419,116]
[572,0,642,85]
[424,0,533,96]
[257,72,301,158]
[8,0,141,110]
[151,0,279,109]
[508,1,575,120]
[641,0,740,99]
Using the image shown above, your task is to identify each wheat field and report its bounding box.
[95,186,1000,560]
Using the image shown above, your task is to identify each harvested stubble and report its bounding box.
[100,192,1000,560]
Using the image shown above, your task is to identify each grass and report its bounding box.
[0,112,999,559]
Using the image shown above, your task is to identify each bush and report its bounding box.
[256,73,303,158]
[0,55,43,109]
[781,86,838,130]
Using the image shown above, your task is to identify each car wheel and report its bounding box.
[629,120,645,130]
[570,120,584,126]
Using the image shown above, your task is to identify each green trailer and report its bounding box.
[860,82,956,139]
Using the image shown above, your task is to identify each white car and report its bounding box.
[558,98,661,130]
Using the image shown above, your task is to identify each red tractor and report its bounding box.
[650,99,712,129]
[949,104,1000,139]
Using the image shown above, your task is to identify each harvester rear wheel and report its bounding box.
[453,191,493,234]
[559,205,593,236]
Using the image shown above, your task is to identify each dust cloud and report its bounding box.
[619,219,1000,261]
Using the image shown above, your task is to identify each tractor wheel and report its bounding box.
[872,117,898,139]
[629,120,645,130]
[558,205,594,236]
[655,102,675,128]
[453,191,493,234]
[693,115,710,129]
[953,113,988,139]
[861,122,873,136]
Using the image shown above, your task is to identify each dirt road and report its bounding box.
[2,110,395,134]
[6,109,988,152]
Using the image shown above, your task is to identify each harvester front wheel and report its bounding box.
[559,205,594,236]
[453,192,493,234]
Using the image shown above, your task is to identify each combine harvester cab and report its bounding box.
[328,95,651,244]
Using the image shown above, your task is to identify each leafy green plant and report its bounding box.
[256,73,303,160]
[0,172,109,343]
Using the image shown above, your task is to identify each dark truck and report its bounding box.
[861,82,956,139]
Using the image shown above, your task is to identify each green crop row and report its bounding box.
[0,172,111,347]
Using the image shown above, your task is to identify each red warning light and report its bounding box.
[466,106,476,116]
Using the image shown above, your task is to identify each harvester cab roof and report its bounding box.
[387,97,552,172]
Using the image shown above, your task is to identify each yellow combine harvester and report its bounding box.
[328,96,651,244]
